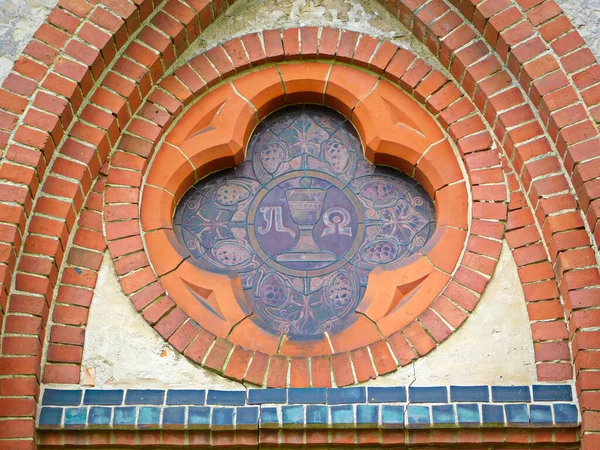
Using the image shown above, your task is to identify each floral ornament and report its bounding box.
[281,113,330,156]
[278,292,335,335]
[379,198,430,245]
[183,202,234,249]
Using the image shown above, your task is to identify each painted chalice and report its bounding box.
[277,178,336,263]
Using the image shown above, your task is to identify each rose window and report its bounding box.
[173,105,436,339]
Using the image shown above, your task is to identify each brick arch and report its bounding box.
[0,2,244,449]
[0,0,597,448]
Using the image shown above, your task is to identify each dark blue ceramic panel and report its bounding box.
[174,106,436,338]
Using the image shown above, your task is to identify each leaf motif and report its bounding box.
[380,200,429,245]
[183,203,234,249]
[279,292,334,335]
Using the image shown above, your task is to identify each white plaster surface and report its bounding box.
[78,252,244,389]
[73,240,537,389]
[555,0,600,62]
[179,0,435,69]
[0,0,59,83]
[184,0,402,55]
[367,241,537,386]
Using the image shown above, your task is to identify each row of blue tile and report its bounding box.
[38,402,579,430]
[41,385,573,407]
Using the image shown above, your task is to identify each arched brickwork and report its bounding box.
[0,0,598,448]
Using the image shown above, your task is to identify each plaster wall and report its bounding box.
[182,0,406,58]
[72,241,537,390]
[80,253,244,390]
[179,0,442,72]
[0,0,59,83]
[555,0,600,62]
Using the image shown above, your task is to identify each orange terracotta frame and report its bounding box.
[139,62,475,384]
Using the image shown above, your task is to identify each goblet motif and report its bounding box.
[277,181,336,263]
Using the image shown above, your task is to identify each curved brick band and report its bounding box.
[0,0,598,447]
[104,41,503,387]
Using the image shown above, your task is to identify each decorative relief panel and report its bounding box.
[174,106,436,338]
[137,63,478,386]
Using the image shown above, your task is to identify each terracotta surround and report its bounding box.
[136,61,472,384]
[0,0,599,447]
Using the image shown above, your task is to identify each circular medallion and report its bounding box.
[174,106,436,338]
[249,172,365,276]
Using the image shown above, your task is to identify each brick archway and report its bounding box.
[0,0,598,448]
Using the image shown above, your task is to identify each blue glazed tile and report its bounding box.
[42,389,82,406]
[113,407,136,426]
[64,407,87,428]
[530,405,553,425]
[163,407,185,426]
[236,407,259,429]
[138,407,160,427]
[505,404,529,424]
[331,405,353,426]
[457,404,480,425]
[492,386,531,402]
[407,405,430,427]
[554,403,578,424]
[306,405,329,426]
[289,388,326,404]
[260,407,279,428]
[367,387,406,403]
[382,405,404,428]
[248,389,286,404]
[166,390,205,405]
[450,386,489,402]
[432,405,455,425]
[188,407,211,427]
[83,389,124,406]
[39,407,63,426]
[212,408,235,429]
[282,405,304,426]
[327,387,366,404]
[89,406,112,426]
[533,385,572,402]
[125,390,164,405]
[482,404,504,425]
[206,390,246,406]
[357,405,378,426]
[409,386,447,403]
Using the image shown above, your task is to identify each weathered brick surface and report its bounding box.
[0,0,598,447]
